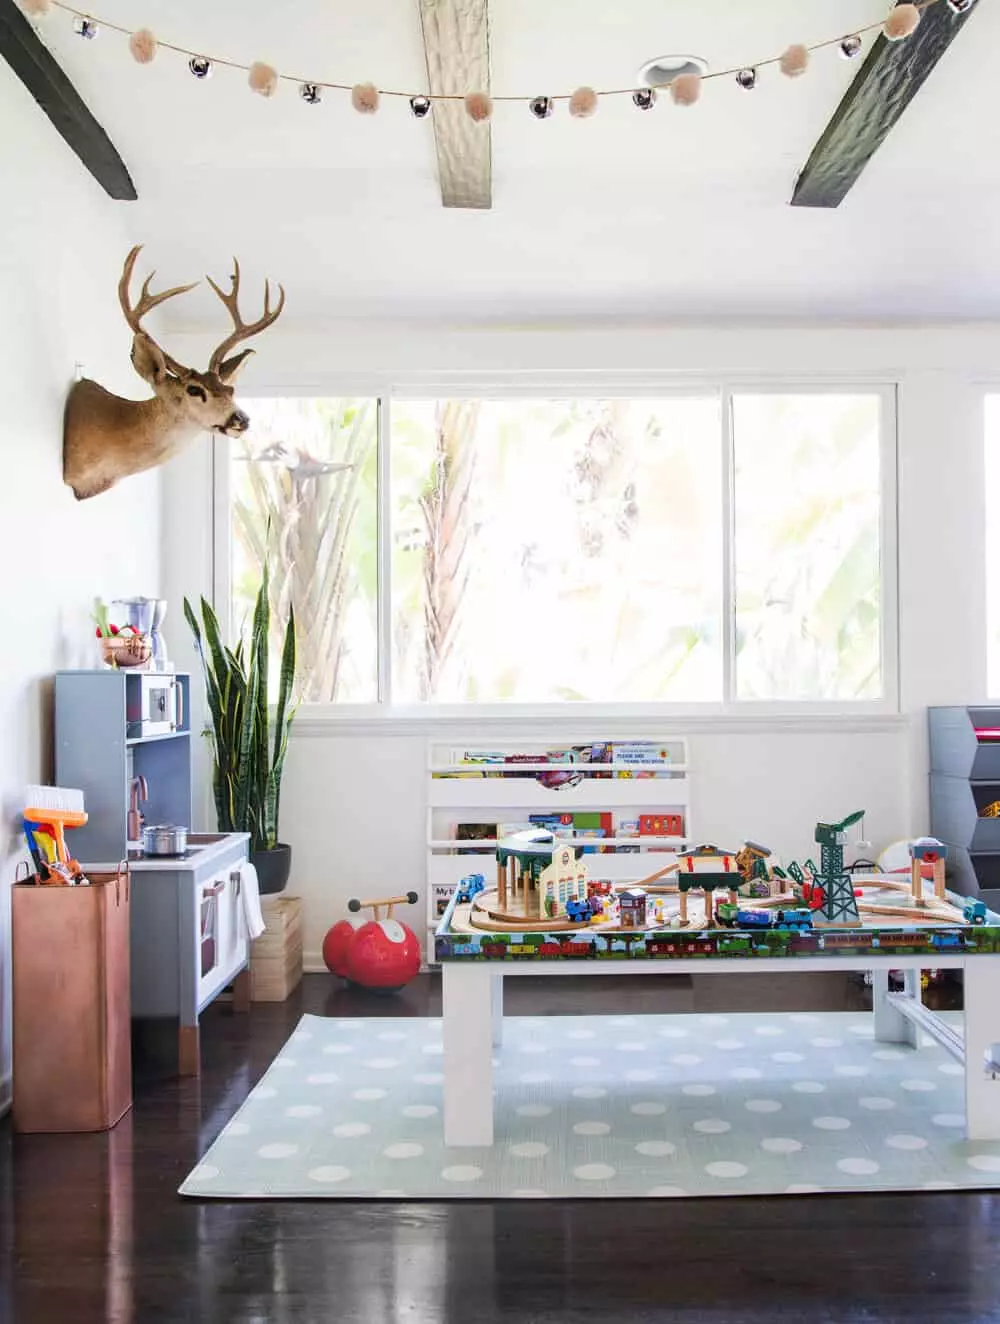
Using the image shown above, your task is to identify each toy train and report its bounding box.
[963,897,987,926]
[716,903,813,932]
[456,873,487,904]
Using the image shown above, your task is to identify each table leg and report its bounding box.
[492,973,504,1048]
[231,967,251,1013]
[443,964,495,1147]
[871,968,919,1047]
[963,960,1000,1141]
[178,1024,200,1077]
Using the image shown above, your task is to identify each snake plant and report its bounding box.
[184,561,297,852]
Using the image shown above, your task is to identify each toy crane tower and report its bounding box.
[812,811,864,926]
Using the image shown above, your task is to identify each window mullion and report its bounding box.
[721,386,737,705]
[377,395,393,705]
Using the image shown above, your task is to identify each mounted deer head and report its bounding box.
[63,246,285,500]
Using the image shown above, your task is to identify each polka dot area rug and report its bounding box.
[179,1012,1000,1200]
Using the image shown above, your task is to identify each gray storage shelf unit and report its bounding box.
[929,705,1000,908]
[55,670,192,861]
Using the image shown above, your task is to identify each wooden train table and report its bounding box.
[435,878,1000,1147]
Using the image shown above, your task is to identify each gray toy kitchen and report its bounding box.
[55,596,256,1076]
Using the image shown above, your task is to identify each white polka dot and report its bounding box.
[714,1039,746,1052]
[812,1117,851,1131]
[636,1140,676,1157]
[414,1072,443,1085]
[401,1105,439,1119]
[967,1154,1000,1173]
[377,1030,407,1042]
[848,1025,875,1038]
[837,1158,880,1175]
[332,1122,371,1138]
[731,1067,763,1081]
[284,1105,322,1119]
[617,1042,648,1053]
[572,1086,607,1099]
[352,1088,388,1102]
[510,1188,548,1198]
[858,1097,896,1111]
[187,1163,219,1183]
[792,1081,825,1094]
[573,1121,611,1136]
[886,1134,928,1151]
[625,1069,658,1083]
[670,1054,702,1066]
[422,1043,443,1056]
[272,1058,298,1070]
[384,1143,424,1159]
[226,1121,251,1136]
[682,1084,717,1097]
[938,1062,963,1076]
[835,1065,869,1077]
[872,1049,905,1061]
[693,1119,731,1134]
[761,1137,802,1154]
[291,1029,313,1042]
[772,1052,805,1064]
[810,1037,843,1049]
[610,1016,637,1027]
[900,1079,936,1092]
[705,1161,748,1178]
[323,1044,354,1055]
[791,1015,820,1024]
[754,1025,785,1037]
[631,1102,667,1116]
[364,1057,399,1070]
[648,1185,687,1197]
[511,1141,551,1157]
[702,1016,729,1027]
[573,1163,616,1181]
[786,1183,822,1193]
[253,1086,277,1100]
[745,1099,782,1114]
[570,1056,601,1068]
[519,1071,552,1085]
[568,1029,596,1040]
[441,1165,483,1182]
[336,1020,362,1029]
[518,1042,547,1054]
[306,1072,341,1086]
[923,1180,958,1190]
[931,1113,965,1129]
[308,1165,351,1184]
[258,1143,299,1159]
[657,1026,690,1039]
[516,1103,553,1117]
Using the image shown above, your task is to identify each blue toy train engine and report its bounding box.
[456,873,486,904]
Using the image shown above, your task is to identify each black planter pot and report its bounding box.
[252,843,292,895]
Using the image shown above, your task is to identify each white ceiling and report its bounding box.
[32,0,1000,324]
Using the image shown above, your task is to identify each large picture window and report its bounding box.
[223,387,892,709]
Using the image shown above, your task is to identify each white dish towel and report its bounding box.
[239,860,267,941]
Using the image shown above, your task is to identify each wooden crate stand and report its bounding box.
[250,896,303,1002]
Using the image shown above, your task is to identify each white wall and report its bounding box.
[163,322,993,970]
[0,63,161,1110]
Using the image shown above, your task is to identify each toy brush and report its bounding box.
[24,785,87,863]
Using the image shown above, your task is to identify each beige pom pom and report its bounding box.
[568,86,598,119]
[352,82,380,114]
[780,43,809,78]
[670,73,702,107]
[20,0,52,14]
[884,3,921,40]
[249,62,279,98]
[129,29,158,65]
[464,91,493,123]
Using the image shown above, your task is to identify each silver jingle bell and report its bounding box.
[839,34,863,58]
[300,82,322,105]
[189,55,213,79]
[529,95,553,119]
[632,87,656,110]
[72,16,98,38]
[735,67,757,90]
[410,95,432,118]
[946,0,975,12]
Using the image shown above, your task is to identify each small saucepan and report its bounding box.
[141,824,189,856]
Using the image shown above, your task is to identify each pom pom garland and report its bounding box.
[568,86,598,118]
[20,0,52,15]
[779,43,809,78]
[128,28,158,64]
[351,82,380,114]
[464,92,493,122]
[670,72,702,107]
[249,61,279,97]
[884,4,921,40]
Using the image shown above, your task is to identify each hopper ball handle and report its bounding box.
[348,891,419,921]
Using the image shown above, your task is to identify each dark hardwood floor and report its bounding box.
[1,970,995,1324]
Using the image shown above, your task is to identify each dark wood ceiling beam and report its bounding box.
[791,0,979,209]
[0,0,135,200]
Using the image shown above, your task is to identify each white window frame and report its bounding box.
[212,376,899,726]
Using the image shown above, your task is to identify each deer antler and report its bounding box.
[207,258,286,377]
[118,245,199,378]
